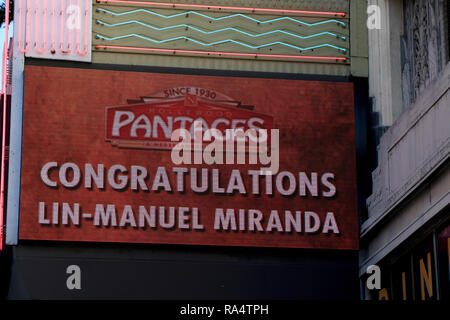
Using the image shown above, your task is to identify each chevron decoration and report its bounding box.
[93,0,349,62]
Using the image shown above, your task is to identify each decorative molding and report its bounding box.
[401,0,448,108]
[362,63,450,237]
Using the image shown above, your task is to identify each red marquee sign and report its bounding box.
[19,65,358,250]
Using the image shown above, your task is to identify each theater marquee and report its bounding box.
[19,65,358,250]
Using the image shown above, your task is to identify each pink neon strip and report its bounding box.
[51,0,55,52]
[60,0,65,52]
[18,0,31,53]
[76,0,89,55]
[61,0,72,53]
[96,0,347,17]
[35,0,48,54]
[95,45,347,61]
[0,37,4,251]
[0,0,10,251]
[1,46,4,95]
[68,0,72,53]
[8,41,13,94]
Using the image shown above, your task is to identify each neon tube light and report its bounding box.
[19,0,88,56]
[8,41,13,94]
[18,0,31,53]
[60,0,66,52]
[95,0,347,17]
[77,0,89,55]
[68,0,73,53]
[96,19,347,41]
[51,0,56,52]
[35,0,48,54]
[96,33,348,53]
[0,0,10,251]
[61,0,73,53]
[96,7,347,27]
[1,43,4,94]
[95,45,347,61]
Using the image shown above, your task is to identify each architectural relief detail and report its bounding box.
[364,64,450,234]
[401,0,448,108]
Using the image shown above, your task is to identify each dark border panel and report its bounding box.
[25,58,352,82]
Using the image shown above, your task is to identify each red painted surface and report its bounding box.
[19,65,358,250]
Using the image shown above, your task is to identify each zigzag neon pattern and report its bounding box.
[96,19,347,41]
[95,33,347,53]
[96,7,347,27]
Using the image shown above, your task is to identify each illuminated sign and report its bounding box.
[93,1,349,62]
[19,65,358,249]
[18,0,92,62]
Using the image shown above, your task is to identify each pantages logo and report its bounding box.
[105,87,280,173]
[105,87,274,150]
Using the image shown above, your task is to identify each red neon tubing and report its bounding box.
[8,41,13,94]
[51,0,56,52]
[35,0,48,54]
[95,0,347,17]
[60,0,65,52]
[77,0,89,55]
[0,0,10,250]
[1,45,4,95]
[18,0,31,53]
[95,45,347,61]
[68,0,73,53]
[61,0,73,54]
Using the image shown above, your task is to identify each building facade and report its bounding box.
[360,0,449,300]
[3,0,448,301]
[0,0,373,299]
